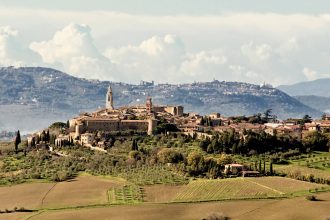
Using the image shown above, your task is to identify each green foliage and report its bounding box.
[303,131,328,152]
[115,165,188,185]
[129,150,140,160]
[157,148,183,164]
[49,122,67,129]
[154,123,179,134]
[109,185,145,204]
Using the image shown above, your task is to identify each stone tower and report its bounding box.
[146,96,152,113]
[106,85,114,110]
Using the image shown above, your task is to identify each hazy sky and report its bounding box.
[1,0,330,85]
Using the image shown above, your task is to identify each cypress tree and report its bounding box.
[14,130,21,154]
[46,130,50,142]
[132,139,138,151]
[135,140,139,151]
[263,160,266,174]
[270,162,273,175]
[31,137,36,148]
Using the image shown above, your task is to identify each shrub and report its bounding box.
[305,195,317,201]
[129,150,140,160]
[51,171,69,182]
[57,171,69,181]
[157,148,183,164]
[201,212,229,220]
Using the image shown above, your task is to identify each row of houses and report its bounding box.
[177,113,330,138]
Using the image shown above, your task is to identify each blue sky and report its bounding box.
[0,0,330,85]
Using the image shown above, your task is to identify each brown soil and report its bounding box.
[143,184,184,202]
[0,182,55,210]
[41,175,125,208]
[30,192,330,220]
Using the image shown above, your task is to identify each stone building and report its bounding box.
[106,85,114,110]
[80,133,95,145]
[146,97,152,113]
[67,87,189,141]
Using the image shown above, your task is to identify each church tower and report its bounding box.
[146,96,152,113]
[106,85,114,110]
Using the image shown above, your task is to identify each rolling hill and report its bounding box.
[0,67,322,132]
[278,78,330,97]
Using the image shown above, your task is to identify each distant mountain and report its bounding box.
[294,95,330,114]
[0,67,322,132]
[278,78,330,97]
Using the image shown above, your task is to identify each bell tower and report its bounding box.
[146,97,152,113]
[106,85,114,110]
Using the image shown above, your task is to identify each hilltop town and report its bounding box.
[24,85,330,155]
[0,67,321,132]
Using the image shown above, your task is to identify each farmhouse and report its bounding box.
[224,164,244,175]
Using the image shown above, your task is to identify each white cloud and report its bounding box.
[302,67,317,81]
[180,50,227,79]
[1,9,330,85]
[104,34,186,82]
[0,26,41,66]
[30,23,116,80]
[241,42,273,64]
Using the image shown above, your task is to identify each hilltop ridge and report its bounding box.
[0,67,321,132]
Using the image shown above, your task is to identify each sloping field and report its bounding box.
[0,181,55,210]
[25,200,274,220]
[248,177,326,194]
[235,192,330,220]
[275,165,330,181]
[0,175,125,211]
[174,178,280,202]
[42,175,125,208]
[27,192,330,220]
[144,185,184,203]
[173,177,326,202]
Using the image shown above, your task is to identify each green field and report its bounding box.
[113,165,188,185]
[0,174,329,220]
[174,177,327,202]
[108,185,145,204]
[288,152,330,171]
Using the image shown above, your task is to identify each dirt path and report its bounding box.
[245,178,285,195]
[231,199,280,219]
[40,183,58,208]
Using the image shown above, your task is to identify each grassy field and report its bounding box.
[24,192,330,220]
[41,175,125,208]
[108,185,145,204]
[249,177,326,194]
[173,177,327,202]
[0,181,55,210]
[143,185,184,203]
[288,152,330,171]
[113,165,188,185]
[0,174,125,211]
[0,175,329,219]
[275,165,330,181]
